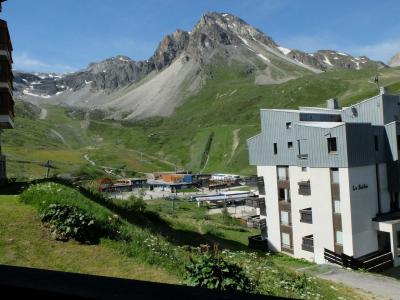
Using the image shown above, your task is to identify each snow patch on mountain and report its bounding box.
[278,46,291,55]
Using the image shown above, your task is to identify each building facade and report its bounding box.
[0,0,14,184]
[248,88,400,266]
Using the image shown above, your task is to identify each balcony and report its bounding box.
[0,112,13,129]
[300,208,313,224]
[298,181,311,196]
[302,235,314,252]
[0,80,13,96]
[0,48,12,64]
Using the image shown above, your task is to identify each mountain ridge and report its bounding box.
[14,12,388,120]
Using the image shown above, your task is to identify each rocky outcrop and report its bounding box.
[389,53,400,67]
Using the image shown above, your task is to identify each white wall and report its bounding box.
[289,166,314,261]
[258,166,281,252]
[344,165,379,258]
[310,168,335,264]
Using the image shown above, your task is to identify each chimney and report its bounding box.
[326,98,340,109]
[380,87,388,95]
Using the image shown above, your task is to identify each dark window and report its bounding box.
[288,142,293,149]
[273,143,277,155]
[397,135,400,152]
[374,136,379,152]
[327,137,337,153]
[278,188,290,202]
[286,122,292,129]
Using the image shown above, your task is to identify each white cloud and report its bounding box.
[346,39,400,63]
[13,52,76,73]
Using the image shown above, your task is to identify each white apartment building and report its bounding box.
[247,88,400,267]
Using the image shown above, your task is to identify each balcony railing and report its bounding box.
[0,110,14,129]
[302,235,314,252]
[298,181,311,196]
[300,208,312,224]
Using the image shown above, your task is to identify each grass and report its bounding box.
[0,195,177,283]
[4,66,400,180]
[1,182,375,299]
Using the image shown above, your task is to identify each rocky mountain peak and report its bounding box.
[149,29,190,70]
[389,52,400,67]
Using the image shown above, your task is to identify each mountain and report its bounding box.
[14,12,387,120]
[389,53,400,67]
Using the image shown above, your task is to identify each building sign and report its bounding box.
[352,184,368,191]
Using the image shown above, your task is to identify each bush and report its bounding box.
[122,196,147,214]
[184,254,254,293]
[39,204,118,244]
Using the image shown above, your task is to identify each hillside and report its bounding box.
[0,182,372,299]
[0,195,177,283]
[5,65,400,179]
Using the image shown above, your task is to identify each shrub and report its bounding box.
[184,254,254,293]
[126,196,147,213]
[39,204,118,244]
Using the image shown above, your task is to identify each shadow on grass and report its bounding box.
[0,182,30,195]
[4,178,249,251]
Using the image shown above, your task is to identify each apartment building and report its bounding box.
[0,0,14,184]
[247,88,400,266]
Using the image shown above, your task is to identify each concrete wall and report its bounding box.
[344,165,380,258]
[289,166,314,261]
[310,168,335,264]
[258,166,281,252]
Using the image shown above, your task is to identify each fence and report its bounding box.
[324,248,393,272]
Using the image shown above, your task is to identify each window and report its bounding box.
[397,135,400,152]
[333,200,341,214]
[288,142,293,149]
[277,167,287,180]
[281,232,291,248]
[335,230,343,245]
[280,211,289,225]
[331,168,339,184]
[286,122,292,129]
[273,143,278,155]
[278,188,290,202]
[327,137,337,153]
[374,136,379,152]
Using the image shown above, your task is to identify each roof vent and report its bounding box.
[380,87,388,95]
[327,98,340,109]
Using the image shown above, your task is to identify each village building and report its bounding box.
[0,0,14,185]
[248,88,400,267]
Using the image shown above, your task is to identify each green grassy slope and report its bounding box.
[0,184,370,299]
[0,195,177,283]
[4,65,400,179]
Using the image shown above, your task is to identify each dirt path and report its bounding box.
[83,154,96,166]
[227,129,241,164]
[50,129,68,146]
[39,107,48,120]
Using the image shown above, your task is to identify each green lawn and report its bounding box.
[0,195,177,283]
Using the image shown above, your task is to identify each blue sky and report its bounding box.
[3,0,400,73]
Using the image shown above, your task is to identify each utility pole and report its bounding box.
[374,74,380,88]
[44,160,56,178]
